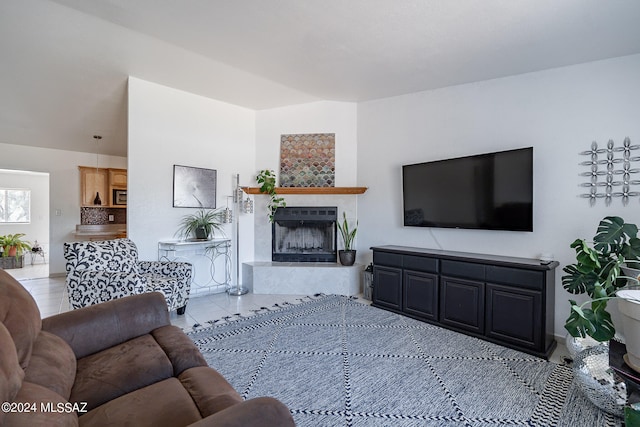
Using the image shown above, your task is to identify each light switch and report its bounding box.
[108,215,114,222]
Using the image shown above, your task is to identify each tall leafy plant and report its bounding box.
[256,169,286,222]
[563,216,640,342]
[337,212,357,251]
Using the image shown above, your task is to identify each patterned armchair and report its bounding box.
[63,238,192,314]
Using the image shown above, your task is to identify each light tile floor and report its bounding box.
[6,263,569,362]
[9,265,311,332]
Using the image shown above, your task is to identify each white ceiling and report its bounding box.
[2,0,640,157]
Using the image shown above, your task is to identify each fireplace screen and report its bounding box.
[272,207,337,262]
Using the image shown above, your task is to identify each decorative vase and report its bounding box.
[617,289,640,374]
[338,250,356,266]
[93,192,102,205]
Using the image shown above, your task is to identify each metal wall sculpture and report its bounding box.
[580,137,640,206]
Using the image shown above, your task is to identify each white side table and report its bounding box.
[158,238,231,295]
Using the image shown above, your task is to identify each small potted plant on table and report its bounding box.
[175,209,225,240]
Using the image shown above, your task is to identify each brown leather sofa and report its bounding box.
[0,270,295,426]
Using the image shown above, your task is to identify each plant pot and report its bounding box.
[622,264,640,286]
[617,289,640,374]
[194,226,208,240]
[338,250,356,266]
[7,246,17,257]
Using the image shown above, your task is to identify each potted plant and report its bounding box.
[0,233,32,257]
[563,216,640,350]
[256,169,286,222]
[0,233,31,269]
[337,212,357,266]
[175,208,226,240]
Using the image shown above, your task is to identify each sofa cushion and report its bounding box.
[0,323,24,426]
[179,366,242,417]
[24,330,76,400]
[0,269,41,369]
[152,325,208,376]
[71,334,173,411]
[42,292,171,360]
[78,378,202,427]
[5,381,79,427]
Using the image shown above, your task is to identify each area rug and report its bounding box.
[188,295,620,427]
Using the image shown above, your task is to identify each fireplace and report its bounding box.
[272,207,337,262]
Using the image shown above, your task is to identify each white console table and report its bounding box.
[158,239,231,295]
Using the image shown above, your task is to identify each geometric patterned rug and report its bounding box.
[188,295,620,427]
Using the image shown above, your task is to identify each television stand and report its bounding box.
[371,245,558,359]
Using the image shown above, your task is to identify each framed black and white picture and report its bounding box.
[173,165,217,208]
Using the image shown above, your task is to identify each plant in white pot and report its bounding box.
[563,216,640,370]
[337,212,357,266]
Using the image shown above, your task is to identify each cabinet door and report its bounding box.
[440,277,484,334]
[404,270,438,321]
[109,169,127,188]
[486,283,542,350]
[79,167,108,206]
[373,266,402,311]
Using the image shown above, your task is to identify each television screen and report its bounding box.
[402,147,533,231]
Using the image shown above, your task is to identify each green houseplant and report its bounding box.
[256,169,286,222]
[563,216,640,342]
[337,212,357,266]
[0,233,32,257]
[175,208,226,240]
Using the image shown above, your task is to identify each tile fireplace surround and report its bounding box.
[243,262,363,295]
[249,194,361,295]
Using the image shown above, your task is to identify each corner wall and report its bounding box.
[254,101,359,261]
[357,54,640,338]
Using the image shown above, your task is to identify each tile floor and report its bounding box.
[9,264,310,332]
[6,263,569,362]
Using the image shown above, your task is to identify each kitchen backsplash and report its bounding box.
[80,207,127,225]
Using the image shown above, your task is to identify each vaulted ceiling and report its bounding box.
[2,0,640,156]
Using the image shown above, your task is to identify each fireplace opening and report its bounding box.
[272,207,337,262]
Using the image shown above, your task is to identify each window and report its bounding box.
[0,189,30,223]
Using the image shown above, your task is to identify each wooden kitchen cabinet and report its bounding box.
[79,166,127,207]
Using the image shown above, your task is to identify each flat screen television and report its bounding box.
[402,147,533,231]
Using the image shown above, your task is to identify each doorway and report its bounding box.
[0,169,50,279]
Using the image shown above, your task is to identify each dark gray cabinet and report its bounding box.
[371,245,558,359]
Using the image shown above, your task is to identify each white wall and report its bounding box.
[0,143,126,274]
[254,101,360,261]
[357,53,640,338]
[127,77,256,283]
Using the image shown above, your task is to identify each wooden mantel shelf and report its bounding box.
[242,186,367,195]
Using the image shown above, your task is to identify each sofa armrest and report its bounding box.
[138,261,192,280]
[187,397,295,427]
[42,292,171,359]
